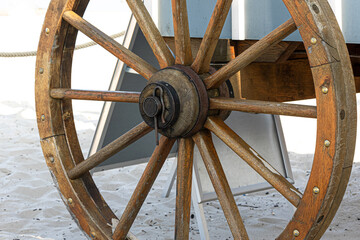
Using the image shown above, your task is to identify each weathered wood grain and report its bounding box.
[171,0,192,65]
[126,0,174,68]
[210,97,317,118]
[239,59,315,102]
[175,138,194,240]
[205,117,302,207]
[63,11,157,80]
[68,122,152,179]
[193,130,249,240]
[191,0,233,74]
[277,0,357,238]
[204,18,297,89]
[50,88,140,103]
[35,0,357,239]
[112,137,175,239]
[276,42,301,63]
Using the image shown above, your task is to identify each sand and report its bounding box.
[0,1,360,239]
[0,102,359,240]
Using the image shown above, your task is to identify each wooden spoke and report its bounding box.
[37,0,357,238]
[171,0,192,65]
[112,137,176,240]
[175,138,194,240]
[50,88,140,103]
[126,0,174,68]
[205,117,302,207]
[191,0,233,73]
[204,18,297,89]
[67,122,152,179]
[210,97,317,118]
[62,11,157,80]
[193,130,249,240]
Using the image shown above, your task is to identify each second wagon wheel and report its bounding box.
[35,0,356,239]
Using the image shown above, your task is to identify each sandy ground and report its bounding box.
[0,102,359,240]
[1,1,360,240]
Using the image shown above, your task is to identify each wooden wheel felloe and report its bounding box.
[35,0,356,239]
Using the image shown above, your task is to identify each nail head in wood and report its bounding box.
[313,187,320,194]
[39,68,44,74]
[67,198,73,205]
[312,4,320,14]
[321,86,329,94]
[311,37,317,45]
[45,28,50,34]
[293,229,300,237]
[324,140,331,147]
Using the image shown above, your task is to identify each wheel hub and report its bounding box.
[139,65,209,138]
[140,81,181,129]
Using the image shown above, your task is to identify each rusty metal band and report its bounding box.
[167,65,209,137]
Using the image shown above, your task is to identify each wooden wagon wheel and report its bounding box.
[35,0,356,239]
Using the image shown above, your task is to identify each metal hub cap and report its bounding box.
[140,81,180,130]
[143,96,162,118]
[139,65,209,138]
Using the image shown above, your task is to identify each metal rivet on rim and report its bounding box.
[49,156,54,163]
[45,28,50,34]
[293,229,300,237]
[313,187,320,194]
[321,86,328,94]
[41,115,45,121]
[90,232,96,238]
[39,68,44,74]
[67,198,73,205]
[312,4,320,14]
[324,140,331,147]
[311,37,317,45]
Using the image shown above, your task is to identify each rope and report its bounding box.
[0,31,125,58]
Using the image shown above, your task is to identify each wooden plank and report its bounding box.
[355,76,360,93]
[232,40,291,63]
[239,59,315,102]
[164,37,231,63]
[216,41,360,101]
[348,44,360,92]
[276,42,301,63]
